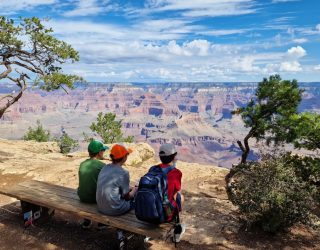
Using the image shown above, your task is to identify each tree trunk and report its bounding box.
[225,129,254,198]
[0,91,23,120]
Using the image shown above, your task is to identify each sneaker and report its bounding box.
[81,219,92,229]
[144,236,151,242]
[117,230,125,250]
[172,223,186,243]
[97,223,108,231]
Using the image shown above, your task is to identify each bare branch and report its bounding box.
[0,87,24,118]
[10,60,42,74]
[59,85,69,94]
[0,94,15,101]
[17,55,43,73]
[0,63,12,79]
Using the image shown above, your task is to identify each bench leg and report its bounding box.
[20,200,55,227]
[116,230,139,250]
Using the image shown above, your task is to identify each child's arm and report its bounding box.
[123,186,138,200]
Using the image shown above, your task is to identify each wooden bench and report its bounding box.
[0,180,172,240]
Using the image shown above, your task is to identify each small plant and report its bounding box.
[23,120,50,142]
[89,112,134,143]
[56,133,79,154]
[82,132,94,143]
[229,153,317,233]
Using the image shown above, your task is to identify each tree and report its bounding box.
[89,112,134,144]
[226,75,320,233]
[290,112,320,150]
[23,120,50,142]
[56,133,79,154]
[0,17,83,119]
[233,75,303,164]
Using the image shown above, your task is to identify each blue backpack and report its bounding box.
[135,165,174,224]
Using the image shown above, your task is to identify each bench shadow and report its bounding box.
[0,201,144,250]
[0,201,217,250]
[1,198,319,250]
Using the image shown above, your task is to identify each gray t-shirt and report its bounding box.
[96,163,131,216]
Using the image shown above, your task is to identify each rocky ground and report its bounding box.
[0,138,319,249]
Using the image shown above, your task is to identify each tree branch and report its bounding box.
[0,87,24,119]
[0,63,12,79]
[10,60,42,74]
[16,55,43,74]
[237,140,245,152]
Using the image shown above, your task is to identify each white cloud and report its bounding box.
[63,0,113,17]
[314,65,320,71]
[41,15,316,82]
[185,40,210,56]
[279,46,306,72]
[272,0,299,3]
[280,61,302,72]
[199,29,248,36]
[142,0,257,18]
[300,23,320,35]
[292,38,308,44]
[286,46,306,59]
[0,0,56,14]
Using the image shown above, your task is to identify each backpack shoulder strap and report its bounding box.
[148,165,161,173]
[162,165,175,175]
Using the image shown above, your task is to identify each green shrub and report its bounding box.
[89,112,134,143]
[23,120,50,142]
[56,133,79,154]
[284,154,320,202]
[229,153,317,233]
[284,154,320,186]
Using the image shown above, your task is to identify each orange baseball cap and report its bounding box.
[110,144,133,160]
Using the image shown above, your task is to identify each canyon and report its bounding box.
[0,82,319,167]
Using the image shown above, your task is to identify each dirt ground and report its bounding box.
[0,139,320,250]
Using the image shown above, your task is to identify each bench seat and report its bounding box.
[0,180,172,239]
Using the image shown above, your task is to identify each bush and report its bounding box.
[23,120,50,142]
[89,112,134,143]
[56,133,78,154]
[284,154,320,202]
[284,154,320,186]
[229,153,317,233]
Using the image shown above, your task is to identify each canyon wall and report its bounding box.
[0,82,319,167]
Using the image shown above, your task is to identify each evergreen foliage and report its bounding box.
[229,153,317,233]
[232,74,303,164]
[290,112,320,150]
[0,16,83,119]
[23,120,50,142]
[89,112,134,144]
[227,75,320,233]
[56,133,79,154]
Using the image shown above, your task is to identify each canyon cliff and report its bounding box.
[0,82,319,167]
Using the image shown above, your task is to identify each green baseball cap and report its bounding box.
[88,140,109,154]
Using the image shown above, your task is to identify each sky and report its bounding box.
[1,0,320,82]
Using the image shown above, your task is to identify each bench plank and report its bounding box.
[16,181,154,227]
[0,180,172,239]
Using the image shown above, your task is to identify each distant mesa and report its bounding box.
[1,82,319,166]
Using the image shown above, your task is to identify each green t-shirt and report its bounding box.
[77,158,105,203]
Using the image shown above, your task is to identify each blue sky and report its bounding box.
[1,0,320,82]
